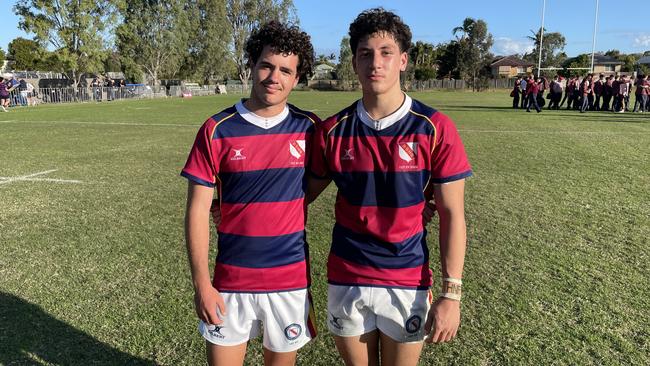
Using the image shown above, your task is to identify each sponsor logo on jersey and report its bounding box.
[405,315,422,334]
[341,148,354,161]
[284,323,302,340]
[289,140,306,159]
[208,325,226,339]
[230,146,246,161]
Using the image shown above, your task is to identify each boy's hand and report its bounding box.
[424,297,460,344]
[194,285,227,325]
[422,199,436,225]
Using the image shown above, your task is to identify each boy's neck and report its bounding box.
[244,98,287,118]
[361,87,405,120]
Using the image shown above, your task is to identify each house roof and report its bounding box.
[592,54,623,65]
[637,56,650,65]
[490,56,534,67]
[314,63,335,71]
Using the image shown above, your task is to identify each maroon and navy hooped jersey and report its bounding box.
[182,102,318,293]
[311,96,472,289]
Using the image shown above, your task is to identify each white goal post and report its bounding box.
[537,0,600,77]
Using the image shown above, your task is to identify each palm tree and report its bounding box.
[452,18,476,41]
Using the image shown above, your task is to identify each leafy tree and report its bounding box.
[117,0,192,86]
[103,51,122,73]
[453,18,493,91]
[335,36,355,88]
[410,41,437,81]
[435,41,461,79]
[563,54,590,76]
[14,0,121,87]
[7,37,46,70]
[0,48,5,65]
[226,0,297,89]
[524,28,566,67]
[178,0,232,84]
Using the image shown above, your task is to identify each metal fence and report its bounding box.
[2,78,519,107]
[5,86,169,106]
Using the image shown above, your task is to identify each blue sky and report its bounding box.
[2,0,649,60]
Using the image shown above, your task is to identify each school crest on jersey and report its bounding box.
[289,140,306,159]
[398,142,417,162]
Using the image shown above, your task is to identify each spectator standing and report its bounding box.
[616,76,629,113]
[520,76,528,109]
[18,79,28,106]
[0,78,10,111]
[602,76,613,111]
[580,74,593,113]
[526,77,542,113]
[593,74,604,110]
[512,76,521,109]
[25,81,35,106]
[633,75,649,113]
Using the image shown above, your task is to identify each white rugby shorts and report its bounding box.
[199,288,316,352]
[327,285,432,343]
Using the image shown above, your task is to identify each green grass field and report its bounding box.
[1,91,648,365]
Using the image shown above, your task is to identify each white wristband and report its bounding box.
[439,292,462,301]
[443,277,463,285]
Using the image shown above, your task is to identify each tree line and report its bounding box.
[3,1,649,88]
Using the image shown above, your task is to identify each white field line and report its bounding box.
[0,169,82,185]
[1,120,648,134]
[0,120,197,127]
[458,129,649,135]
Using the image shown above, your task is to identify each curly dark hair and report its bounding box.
[246,21,314,78]
[349,8,412,56]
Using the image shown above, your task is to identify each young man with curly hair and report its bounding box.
[181,21,318,366]
[308,8,471,366]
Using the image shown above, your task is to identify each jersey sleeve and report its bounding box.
[309,117,331,179]
[430,112,472,184]
[181,119,219,187]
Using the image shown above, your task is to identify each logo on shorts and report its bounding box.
[405,315,422,334]
[284,323,302,340]
[208,324,225,339]
[329,313,343,330]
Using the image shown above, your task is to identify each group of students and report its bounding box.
[182,8,471,366]
[0,75,36,111]
[512,73,650,114]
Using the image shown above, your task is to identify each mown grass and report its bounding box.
[0,91,648,365]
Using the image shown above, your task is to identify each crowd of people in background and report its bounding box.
[0,74,37,111]
[511,73,650,114]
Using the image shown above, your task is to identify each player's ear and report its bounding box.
[400,52,408,72]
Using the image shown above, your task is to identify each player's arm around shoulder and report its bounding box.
[185,182,226,325]
[305,114,335,204]
[425,178,467,344]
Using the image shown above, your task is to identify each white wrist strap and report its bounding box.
[439,292,462,301]
[443,277,463,285]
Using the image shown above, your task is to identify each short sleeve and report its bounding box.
[181,119,219,187]
[430,113,472,184]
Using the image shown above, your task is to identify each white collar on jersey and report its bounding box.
[235,100,289,129]
[356,93,412,131]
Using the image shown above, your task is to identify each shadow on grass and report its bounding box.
[0,292,154,365]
